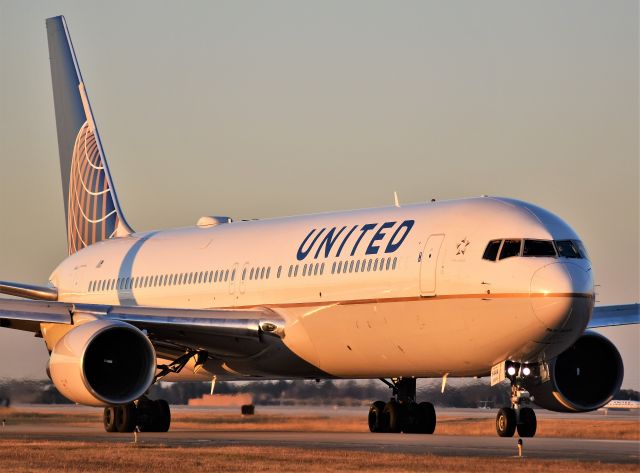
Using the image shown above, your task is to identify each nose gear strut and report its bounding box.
[496,364,537,438]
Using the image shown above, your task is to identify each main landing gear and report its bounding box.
[368,378,436,434]
[103,349,207,433]
[496,370,537,438]
[103,397,171,433]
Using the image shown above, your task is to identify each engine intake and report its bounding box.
[526,331,623,412]
[49,319,156,406]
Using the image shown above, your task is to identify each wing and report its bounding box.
[589,304,640,328]
[0,296,323,379]
[0,297,284,358]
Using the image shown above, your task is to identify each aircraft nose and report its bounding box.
[530,262,594,333]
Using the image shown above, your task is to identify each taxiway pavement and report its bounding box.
[1,424,638,464]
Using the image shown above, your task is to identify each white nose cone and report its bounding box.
[530,262,593,332]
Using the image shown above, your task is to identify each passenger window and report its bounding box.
[242,268,247,280]
[499,240,521,260]
[379,258,385,270]
[320,263,325,275]
[349,261,354,273]
[386,258,391,270]
[555,240,581,259]
[337,261,342,273]
[523,240,556,257]
[373,259,378,271]
[224,270,229,281]
[393,257,397,270]
[367,259,372,271]
[288,265,293,277]
[277,266,282,278]
[294,265,299,277]
[331,262,336,274]
[231,269,236,281]
[303,264,307,276]
[266,267,271,279]
[482,240,501,261]
[355,260,360,272]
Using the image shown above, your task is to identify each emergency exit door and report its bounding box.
[420,234,445,296]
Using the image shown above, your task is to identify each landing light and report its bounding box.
[522,366,531,376]
[507,366,516,376]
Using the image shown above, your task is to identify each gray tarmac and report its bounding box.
[1,406,638,464]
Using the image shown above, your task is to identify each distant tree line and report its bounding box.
[1,378,637,407]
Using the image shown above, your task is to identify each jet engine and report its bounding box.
[525,331,623,412]
[48,319,156,406]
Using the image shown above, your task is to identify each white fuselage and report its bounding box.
[47,196,594,380]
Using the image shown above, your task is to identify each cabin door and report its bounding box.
[419,234,445,296]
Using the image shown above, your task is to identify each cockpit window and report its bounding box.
[555,240,581,258]
[483,238,587,261]
[499,239,521,260]
[574,240,589,260]
[482,240,501,261]
[523,239,557,257]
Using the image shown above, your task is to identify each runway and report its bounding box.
[1,423,638,464]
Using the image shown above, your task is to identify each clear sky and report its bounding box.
[0,1,638,388]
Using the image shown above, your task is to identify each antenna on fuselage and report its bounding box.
[394,191,400,208]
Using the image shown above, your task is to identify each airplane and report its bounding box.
[0,15,638,437]
[601,399,640,412]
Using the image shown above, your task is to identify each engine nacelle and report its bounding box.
[48,319,156,406]
[525,331,623,412]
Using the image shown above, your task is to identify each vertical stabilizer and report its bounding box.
[46,16,132,255]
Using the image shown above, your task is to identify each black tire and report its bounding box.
[368,400,387,432]
[155,399,171,432]
[517,407,537,438]
[401,402,418,433]
[103,406,117,433]
[383,400,401,433]
[417,401,436,434]
[496,407,516,437]
[115,403,137,433]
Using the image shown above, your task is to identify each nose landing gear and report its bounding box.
[496,376,537,438]
[368,378,436,434]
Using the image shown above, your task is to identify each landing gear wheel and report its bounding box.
[417,401,436,434]
[155,399,171,432]
[115,403,137,433]
[383,400,401,433]
[401,402,418,433]
[368,401,387,433]
[103,406,117,432]
[517,407,537,438]
[496,407,516,437]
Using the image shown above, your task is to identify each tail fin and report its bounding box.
[46,16,132,255]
